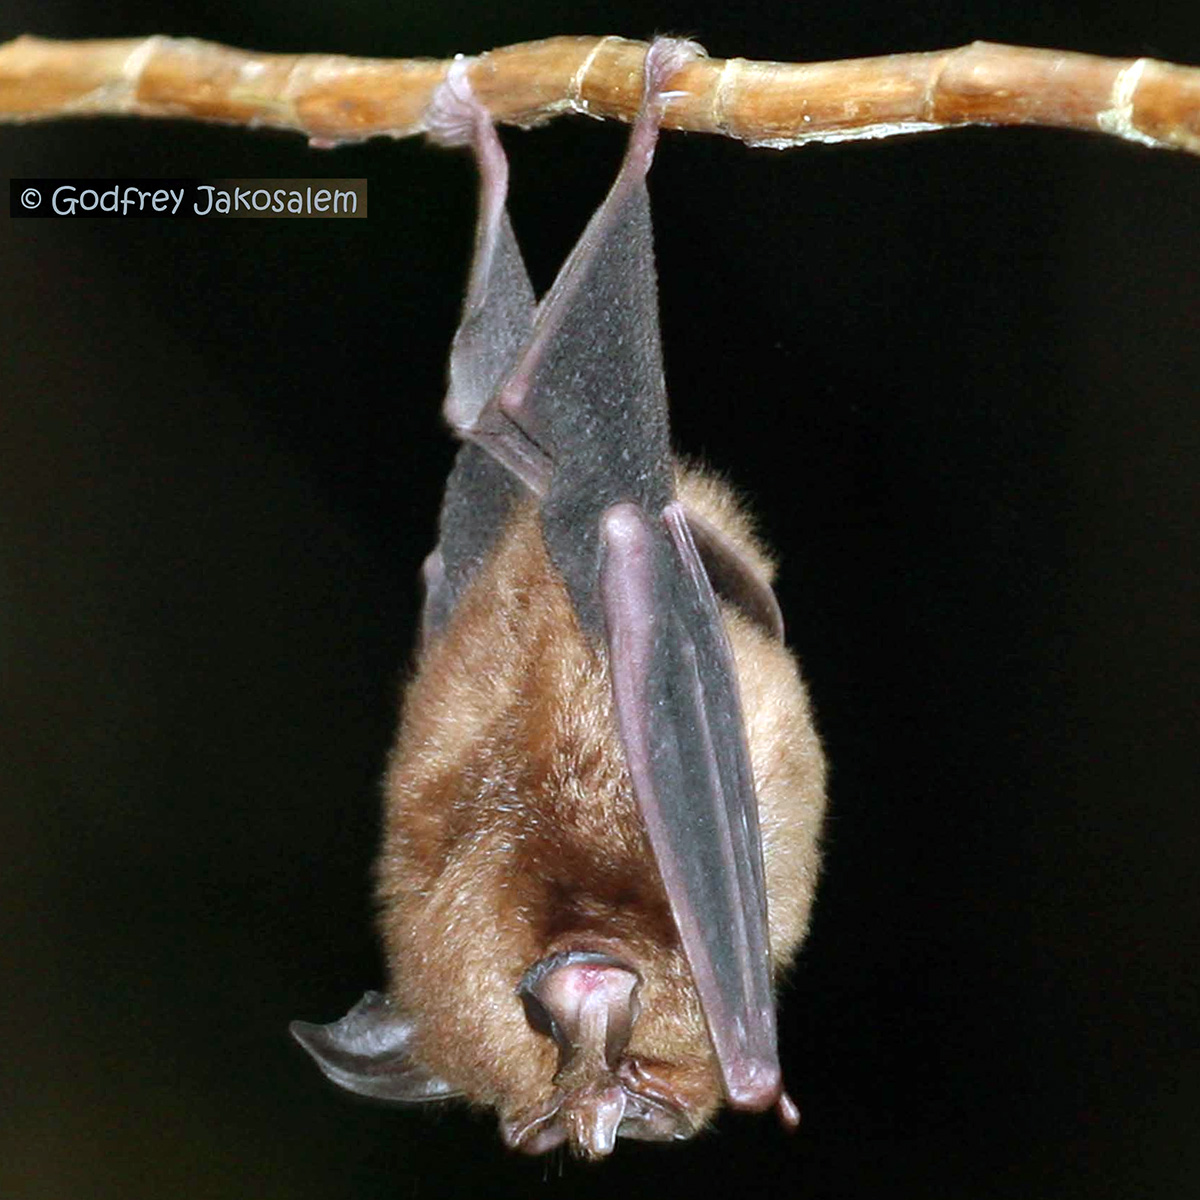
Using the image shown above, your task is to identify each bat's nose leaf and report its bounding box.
[518,949,640,1073]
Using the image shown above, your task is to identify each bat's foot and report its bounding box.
[642,36,706,102]
[425,56,511,234]
[623,38,705,176]
[425,56,487,147]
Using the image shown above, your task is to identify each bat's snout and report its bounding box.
[509,948,697,1156]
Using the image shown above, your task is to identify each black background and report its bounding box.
[2,3,1198,1198]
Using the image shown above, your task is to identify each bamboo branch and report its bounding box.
[1,33,1199,156]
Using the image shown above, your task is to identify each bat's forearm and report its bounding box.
[1,34,1198,156]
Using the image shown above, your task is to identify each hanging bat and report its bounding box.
[291,37,826,1159]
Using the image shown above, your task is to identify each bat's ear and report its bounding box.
[290,991,459,1103]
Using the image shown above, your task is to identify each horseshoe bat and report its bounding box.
[291,37,826,1158]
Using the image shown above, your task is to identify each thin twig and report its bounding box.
[1,34,1198,156]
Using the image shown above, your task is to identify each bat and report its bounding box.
[290,37,826,1159]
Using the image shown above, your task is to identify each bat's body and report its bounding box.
[292,39,826,1158]
[378,473,823,1150]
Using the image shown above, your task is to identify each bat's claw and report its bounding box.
[643,37,706,102]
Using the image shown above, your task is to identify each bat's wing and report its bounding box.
[444,40,789,1112]
[600,502,781,1109]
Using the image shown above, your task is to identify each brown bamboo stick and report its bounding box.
[1,34,1198,156]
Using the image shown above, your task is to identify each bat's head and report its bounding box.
[501,949,700,1157]
[291,942,722,1160]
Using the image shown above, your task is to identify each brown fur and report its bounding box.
[376,465,826,1141]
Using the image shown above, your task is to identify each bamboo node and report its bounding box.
[1097,58,1161,148]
